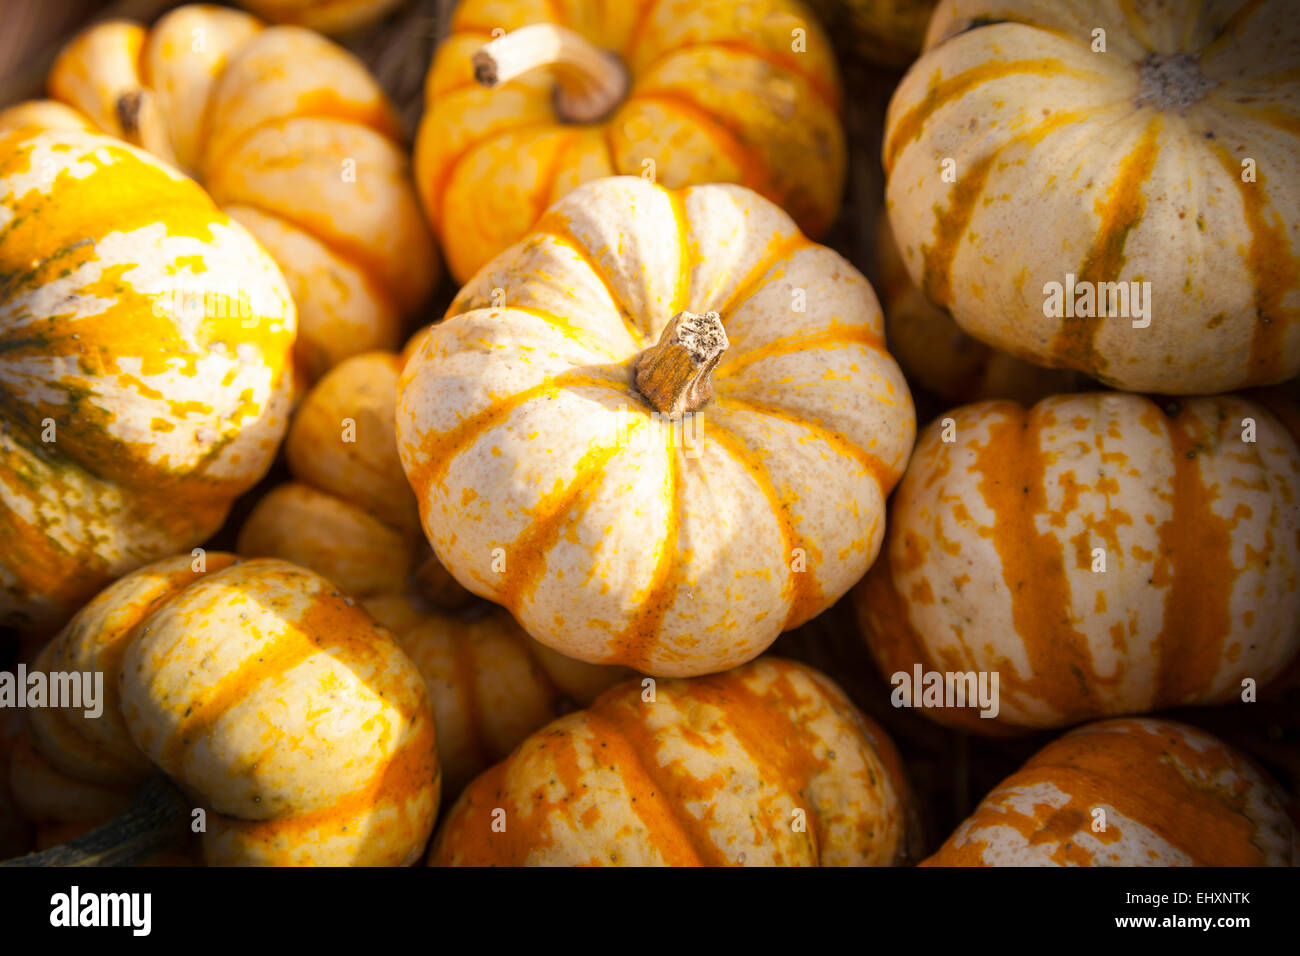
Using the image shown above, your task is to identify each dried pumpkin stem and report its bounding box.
[635,310,729,420]
[0,775,189,867]
[472,24,629,124]
[115,90,180,168]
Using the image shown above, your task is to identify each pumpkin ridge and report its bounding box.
[1207,140,1298,383]
[1201,0,1271,58]
[702,416,821,629]
[707,231,811,324]
[533,223,645,343]
[717,394,900,490]
[718,323,887,378]
[610,434,680,670]
[497,437,631,626]
[452,627,491,779]
[884,57,1099,175]
[623,90,770,190]
[579,707,715,865]
[634,40,839,111]
[1151,401,1244,704]
[406,369,629,494]
[429,120,563,238]
[484,304,626,359]
[623,0,671,74]
[920,108,1088,309]
[970,403,1106,724]
[1049,115,1163,375]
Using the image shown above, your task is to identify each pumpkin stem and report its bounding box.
[472,24,629,124]
[635,311,729,420]
[0,775,189,867]
[115,90,180,168]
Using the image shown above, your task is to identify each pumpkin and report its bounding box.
[875,210,1085,404]
[8,3,438,381]
[238,351,427,600]
[925,717,1298,865]
[855,391,1300,733]
[233,0,406,34]
[804,0,938,67]
[430,657,919,866]
[416,0,846,283]
[0,125,295,634]
[883,0,1300,394]
[397,176,916,677]
[10,553,439,866]
[237,349,626,795]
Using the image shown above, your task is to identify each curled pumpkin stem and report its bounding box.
[472,24,629,124]
[0,775,189,868]
[635,310,729,419]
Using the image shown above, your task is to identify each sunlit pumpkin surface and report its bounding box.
[924,718,1298,866]
[1,3,437,381]
[397,177,916,677]
[885,0,1300,393]
[431,657,918,866]
[417,0,846,283]
[13,554,439,865]
[857,392,1300,731]
[0,126,295,632]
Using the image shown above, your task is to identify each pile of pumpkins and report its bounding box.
[0,0,1296,866]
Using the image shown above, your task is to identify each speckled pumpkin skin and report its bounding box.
[7,3,437,381]
[237,351,626,797]
[13,554,439,866]
[417,0,846,283]
[0,126,295,633]
[234,0,405,34]
[875,211,1085,404]
[397,177,916,677]
[855,392,1300,732]
[884,0,1300,393]
[430,657,918,866]
[924,717,1298,865]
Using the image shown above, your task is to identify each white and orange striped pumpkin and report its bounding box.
[416,0,845,283]
[884,0,1300,393]
[855,391,1300,732]
[397,176,916,677]
[14,554,439,866]
[431,657,919,866]
[4,3,437,381]
[236,351,626,795]
[0,126,295,634]
[925,717,1298,866]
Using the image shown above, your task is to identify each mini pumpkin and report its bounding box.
[237,350,626,795]
[925,717,1298,866]
[6,3,438,381]
[11,553,439,866]
[855,391,1300,732]
[416,0,846,283]
[431,657,919,866]
[875,211,1085,404]
[0,125,295,633]
[397,176,916,676]
[884,0,1300,393]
